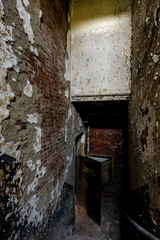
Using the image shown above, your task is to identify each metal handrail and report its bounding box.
[124,212,160,240]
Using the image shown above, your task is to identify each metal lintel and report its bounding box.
[71,94,130,102]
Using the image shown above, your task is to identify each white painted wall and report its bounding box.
[70,0,131,101]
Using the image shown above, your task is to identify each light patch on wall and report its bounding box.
[14,66,20,73]
[1,142,20,159]
[27,159,46,194]
[64,30,71,82]
[18,45,22,51]
[64,152,73,180]
[34,127,41,153]
[0,126,4,144]
[30,45,38,56]
[27,159,35,171]
[21,193,44,226]
[27,113,38,124]
[0,1,21,160]
[0,84,15,122]
[39,9,42,19]
[50,180,61,203]
[0,0,4,16]
[12,166,23,183]
[80,134,85,155]
[23,80,33,97]
[16,0,34,44]
[65,89,69,98]
[12,77,17,82]
[154,6,160,27]
[81,134,85,144]
[16,0,38,56]
[23,0,29,8]
[152,54,159,63]
[65,108,72,142]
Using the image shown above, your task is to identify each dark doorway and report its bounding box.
[72,101,128,239]
[76,155,102,225]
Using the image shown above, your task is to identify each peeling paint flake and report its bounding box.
[21,194,43,225]
[0,5,17,125]
[16,0,34,44]
[154,6,160,27]
[12,77,17,82]
[23,80,33,97]
[39,9,42,19]
[27,159,46,194]
[23,0,29,8]
[65,89,69,98]
[34,127,41,153]
[152,54,159,63]
[27,113,38,124]
[27,159,35,171]
[0,0,4,16]
[0,84,15,122]
[30,45,38,56]
[1,142,21,159]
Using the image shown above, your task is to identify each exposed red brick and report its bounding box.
[89,128,123,157]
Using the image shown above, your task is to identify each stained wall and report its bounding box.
[70,0,131,102]
[128,0,160,237]
[0,0,84,239]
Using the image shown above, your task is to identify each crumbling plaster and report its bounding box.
[0,0,84,239]
[0,0,46,231]
[129,0,160,235]
[70,0,131,102]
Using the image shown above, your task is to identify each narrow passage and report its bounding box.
[67,160,123,240]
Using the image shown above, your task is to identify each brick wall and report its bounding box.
[89,128,123,157]
[33,0,69,173]
[0,0,83,239]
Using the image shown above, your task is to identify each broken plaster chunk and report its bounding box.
[30,45,38,56]
[39,10,42,19]
[23,0,29,8]
[152,54,159,63]
[27,159,36,171]
[18,45,22,51]
[16,0,34,44]
[12,77,17,82]
[23,80,33,97]
[145,17,150,24]
[14,66,20,73]
[65,89,69,98]
[34,127,41,153]
[0,84,15,123]
[27,113,38,124]
[0,0,4,17]
[20,193,44,224]
[154,6,160,27]
[0,142,20,159]
[0,127,5,144]
[27,159,46,194]
[34,47,38,56]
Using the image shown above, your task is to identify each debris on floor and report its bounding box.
[66,182,123,240]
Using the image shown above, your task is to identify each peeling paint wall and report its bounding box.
[128,0,160,237]
[70,0,131,102]
[0,0,84,239]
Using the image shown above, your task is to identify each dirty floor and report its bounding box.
[66,181,123,240]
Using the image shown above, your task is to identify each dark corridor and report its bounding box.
[68,101,129,240]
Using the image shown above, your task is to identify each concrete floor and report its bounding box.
[67,181,123,240]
